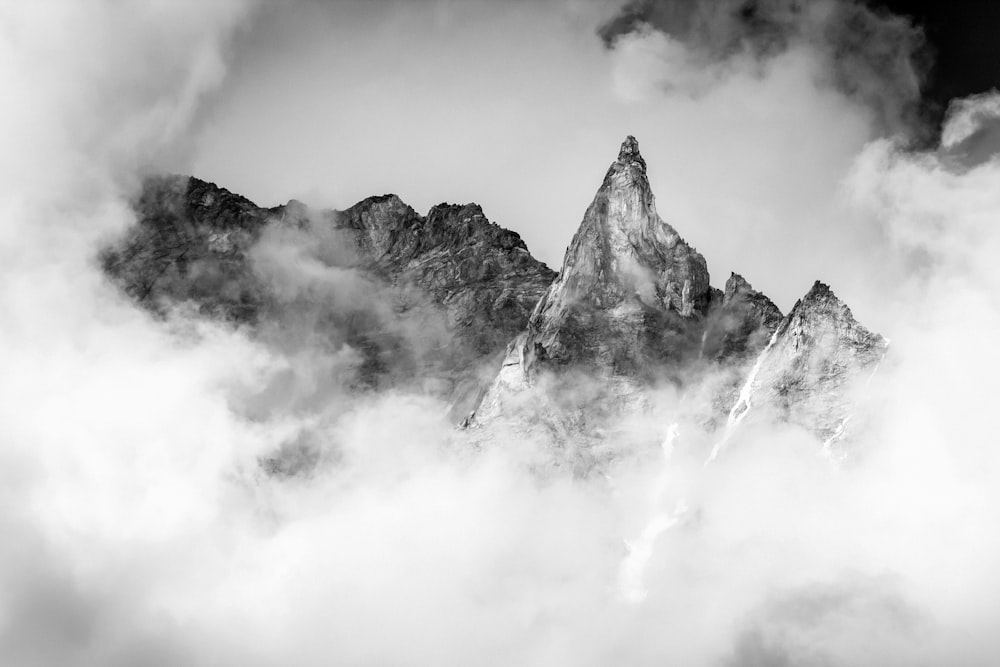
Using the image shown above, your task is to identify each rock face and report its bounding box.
[469,137,714,427]
[338,196,556,356]
[528,136,711,372]
[103,136,888,460]
[467,137,885,456]
[102,175,274,324]
[103,175,555,409]
[470,138,754,426]
[702,272,784,362]
[725,281,888,451]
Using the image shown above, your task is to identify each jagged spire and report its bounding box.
[724,272,752,300]
[617,135,646,172]
[805,280,833,298]
[522,132,709,363]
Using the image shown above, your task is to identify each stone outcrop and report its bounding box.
[725,280,888,451]
[338,196,556,356]
[701,272,784,362]
[466,138,886,456]
[468,137,714,428]
[102,175,555,410]
[527,136,711,371]
[102,175,274,324]
[103,136,889,461]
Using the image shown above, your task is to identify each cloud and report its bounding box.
[3,1,1000,666]
[599,0,928,134]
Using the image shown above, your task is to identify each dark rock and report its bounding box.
[103,138,889,463]
[101,175,273,324]
[701,272,784,361]
[726,280,888,450]
[479,136,712,397]
[467,137,886,461]
[337,197,556,355]
[102,175,556,418]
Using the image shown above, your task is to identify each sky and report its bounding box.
[176,0,1000,327]
[5,2,1000,666]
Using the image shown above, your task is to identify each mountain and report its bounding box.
[718,280,888,457]
[703,272,784,362]
[102,175,555,420]
[465,137,885,458]
[102,136,887,466]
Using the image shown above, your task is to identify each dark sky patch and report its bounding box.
[598,0,1000,142]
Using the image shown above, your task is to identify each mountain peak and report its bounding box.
[732,279,888,450]
[550,135,709,321]
[469,134,712,411]
[787,280,862,328]
[724,272,753,300]
[804,280,834,299]
[617,135,646,172]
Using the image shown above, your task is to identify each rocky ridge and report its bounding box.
[102,175,556,414]
[723,280,888,452]
[103,136,887,464]
[466,137,886,457]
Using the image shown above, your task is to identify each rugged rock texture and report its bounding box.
[338,196,556,356]
[702,272,784,362]
[469,136,714,429]
[725,281,888,451]
[103,136,888,462]
[102,175,274,324]
[528,136,712,372]
[467,138,886,458]
[102,175,555,408]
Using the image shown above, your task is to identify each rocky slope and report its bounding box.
[467,137,713,428]
[102,175,555,414]
[468,138,778,426]
[525,136,712,372]
[103,136,887,463]
[702,272,784,362]
[720,281,888,455]
[466,138,885,458]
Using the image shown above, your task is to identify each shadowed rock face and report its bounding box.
[101,175,275,324]
[702,272,784,362]
[338,196,556,356]
[103,136,888,460]
[471,137,737,429]
[102,175,555,411]
[736,281,889,449]
[475,135,714,415]
[529,136,712,372]
[467,138,886,456]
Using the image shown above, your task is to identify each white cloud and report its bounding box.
[2,1,1000,665]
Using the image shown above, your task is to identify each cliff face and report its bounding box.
[337,195,556,356]
[526,136,711,374]
[102,175,555,411]
[724,281,889,453]
[469,138,772,427]
[102,175,274,324]
[103,136,887,461]
[702,272,784,362]
[466,138,885,456]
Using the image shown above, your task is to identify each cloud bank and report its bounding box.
[1,1,1000,666]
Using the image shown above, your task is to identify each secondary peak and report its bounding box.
[617,135,646,171]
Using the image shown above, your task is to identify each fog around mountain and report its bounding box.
[2,2,1000,666]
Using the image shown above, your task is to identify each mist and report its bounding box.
[3,1,1000,666]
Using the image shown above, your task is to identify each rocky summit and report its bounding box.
[103,136,887,464]
[102,175,555,420]
[722,280,888,454]
[465,137,886,458]
[525,135,711,370]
